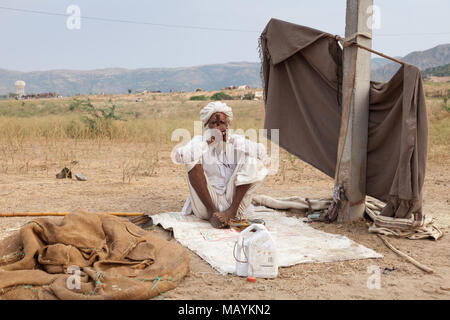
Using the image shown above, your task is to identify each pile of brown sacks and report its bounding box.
[0,210,189,299]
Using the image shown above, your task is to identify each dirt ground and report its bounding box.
[0,140,449,300]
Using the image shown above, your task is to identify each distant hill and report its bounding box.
[422,63,450,78]
[371,44,450,82]
[371,57,401,70]
[0,62,262,96]
[1,43,449,95]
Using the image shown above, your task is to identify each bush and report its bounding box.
[78,102,126,138]
[69,97,93,111]
[210,92,233,101]
[189,95,209,101]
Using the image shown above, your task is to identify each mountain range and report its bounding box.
[0,43,449,96]
[0,62,262,96]
[371,43,450,82]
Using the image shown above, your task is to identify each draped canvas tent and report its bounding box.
[260,18,428,221]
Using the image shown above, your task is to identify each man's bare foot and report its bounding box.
[209,212,226,228]
[214,208,237,228]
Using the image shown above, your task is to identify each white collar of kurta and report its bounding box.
[207,140,236,166]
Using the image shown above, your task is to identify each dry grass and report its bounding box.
[0,85,449,176]
[0,90,268,179]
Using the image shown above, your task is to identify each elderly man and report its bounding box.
[175,101,268,228]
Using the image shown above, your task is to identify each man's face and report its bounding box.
[207,112,228,141]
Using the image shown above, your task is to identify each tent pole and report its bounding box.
[335,0,373,222]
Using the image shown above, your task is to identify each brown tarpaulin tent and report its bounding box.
[260,18,428,220]
[0,210,189,299]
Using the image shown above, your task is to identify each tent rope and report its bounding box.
[333,34,405,66]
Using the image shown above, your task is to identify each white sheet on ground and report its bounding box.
[148,206,382,275]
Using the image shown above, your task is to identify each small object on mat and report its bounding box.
[249,218,265,225]
[75,173,87,181]
[229,218,265,231]
[234,223,278,279]
[56,167,72,179]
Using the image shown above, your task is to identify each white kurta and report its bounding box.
[175,134,268,218]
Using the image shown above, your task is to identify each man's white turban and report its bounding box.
[199,102,233,125]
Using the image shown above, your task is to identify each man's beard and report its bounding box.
[204,127,227,151]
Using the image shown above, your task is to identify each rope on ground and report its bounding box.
[0,212,144,217]
[376,234,434,274]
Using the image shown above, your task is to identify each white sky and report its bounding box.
[0,0,449,71]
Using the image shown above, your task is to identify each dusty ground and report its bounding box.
[0,139,449,300]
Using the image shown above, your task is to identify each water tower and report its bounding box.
[15,80,26,98]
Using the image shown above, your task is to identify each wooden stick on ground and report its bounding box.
[377,234,434,274]
[0,212,144,217]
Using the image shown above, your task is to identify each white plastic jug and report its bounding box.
[234,223,278,278]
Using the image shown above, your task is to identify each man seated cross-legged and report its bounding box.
[174,102,268,228]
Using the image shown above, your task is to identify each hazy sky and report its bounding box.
[1,0,449,71]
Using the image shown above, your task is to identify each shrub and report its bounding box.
[189,95,209,101]
[79,102,126,138]
[69,97,93,111]
[210,92,233,101]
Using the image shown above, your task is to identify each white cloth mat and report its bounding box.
[148,207,382,275]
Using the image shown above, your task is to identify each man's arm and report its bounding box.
[230,134,267,160]
[175,135,208,165]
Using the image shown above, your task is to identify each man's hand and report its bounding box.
[213,209,236,228]
[206,136,215,145]
[209,212,226,228]
[204,128,222,146]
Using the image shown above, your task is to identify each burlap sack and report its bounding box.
[0,210,189,300]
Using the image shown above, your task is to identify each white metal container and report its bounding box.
[234,223,278,278]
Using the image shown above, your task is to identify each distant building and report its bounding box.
[15,80,26,98]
